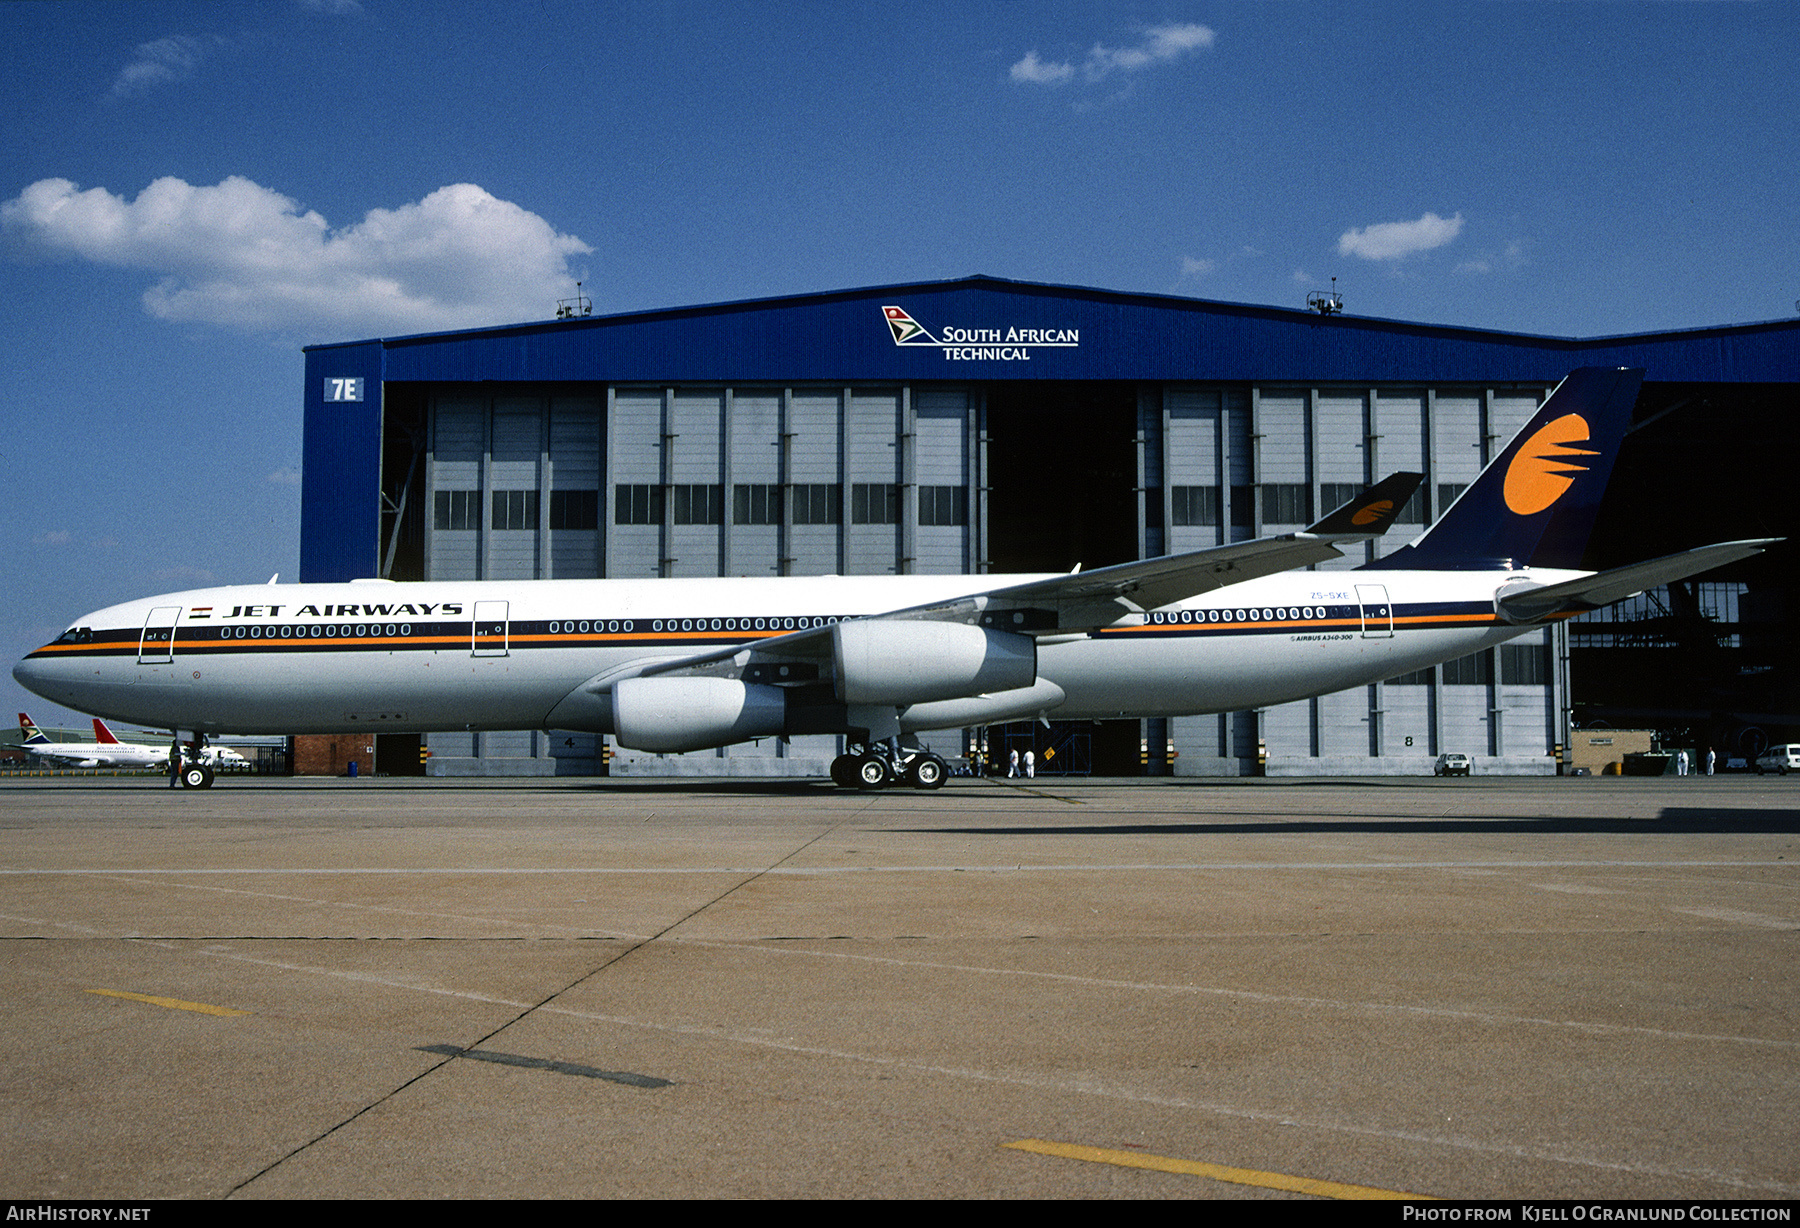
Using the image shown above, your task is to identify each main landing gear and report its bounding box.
[829,743,947,791]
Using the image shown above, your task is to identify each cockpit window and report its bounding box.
[55,627,94,644]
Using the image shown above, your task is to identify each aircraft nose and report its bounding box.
[14,653,58,700]
[13,651,90,710]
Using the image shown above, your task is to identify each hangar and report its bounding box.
[299,276,1798,777]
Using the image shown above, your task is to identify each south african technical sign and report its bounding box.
[883,306,1079,361]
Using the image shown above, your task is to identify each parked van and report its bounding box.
[1755,745,1799,775]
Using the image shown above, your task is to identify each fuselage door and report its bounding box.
[139,606,182,664]
[1355,584,1394,639]
[472,600,509,657]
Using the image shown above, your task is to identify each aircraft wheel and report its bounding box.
[829,754,858,788]
[180,763,215,789]
[854,755,892,790]
[906,754,947,790]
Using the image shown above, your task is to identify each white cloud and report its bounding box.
[1337,212,1464,261]
[1179,256,1216,278]
[2,176,593,339]
[1012,22,1215,86]
[267,467,303,486]
[1086,23,1216,80]
[110,35,212,98]
[1010,51,1074,84]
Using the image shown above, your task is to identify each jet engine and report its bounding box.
[832,620,1035,706]
[611,676,786,753]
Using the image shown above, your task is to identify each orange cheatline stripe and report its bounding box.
[1001,1139,1433,1200]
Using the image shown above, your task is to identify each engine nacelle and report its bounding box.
[832,620,1035,706]
[611,676,786,753]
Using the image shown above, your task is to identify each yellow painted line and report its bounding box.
[87,988,252,1017]
[1002,1138,1433,1200]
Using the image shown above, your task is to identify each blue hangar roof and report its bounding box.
[305,274,1800,387]
[299,277,1797,582]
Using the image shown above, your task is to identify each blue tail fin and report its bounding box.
[1378,367,1643,571]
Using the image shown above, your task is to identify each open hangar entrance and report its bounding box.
[985,380,1154,777]
[1571,381,1798,758]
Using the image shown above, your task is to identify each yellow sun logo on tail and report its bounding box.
[1503,413,1599,515]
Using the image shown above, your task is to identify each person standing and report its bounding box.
[1705,747,1716,776]
[167,739,182,788]
[1008,748,1019,778]
[1024,750,1035,779]
[1676,749,1689,776]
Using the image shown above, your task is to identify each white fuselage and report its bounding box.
[14,569,1572,739]
[22,740,169,770]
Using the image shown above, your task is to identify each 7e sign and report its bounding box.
[323,378,364,402]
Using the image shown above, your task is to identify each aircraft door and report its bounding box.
[139,606,182,664]
[1355,585,1394,639]
[472,601,509,657]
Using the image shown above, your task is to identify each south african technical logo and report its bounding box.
[882,306,1080,362]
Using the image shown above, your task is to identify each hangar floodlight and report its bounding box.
[556,281,593,320]
[1308,277,1343,316]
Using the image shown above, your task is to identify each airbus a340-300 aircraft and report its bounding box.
[14,368,1775,789]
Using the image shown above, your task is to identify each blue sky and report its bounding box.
[5,0,1797,729]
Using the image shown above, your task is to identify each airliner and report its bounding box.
[15,713,169,770]
[13,713,249,773]
[13,368,1775,789]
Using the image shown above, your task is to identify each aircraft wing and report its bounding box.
[1498,538,1781,621]
[620,472,1424,688]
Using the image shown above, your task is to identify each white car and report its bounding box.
[1755,745,1799,775]
[1434,753,1472,777]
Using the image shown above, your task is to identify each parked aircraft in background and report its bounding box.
[13,713,248,772]
[14,369,1776,789]
[16,713,168,769]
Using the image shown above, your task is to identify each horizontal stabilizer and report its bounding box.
[1498,538,1780,621]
